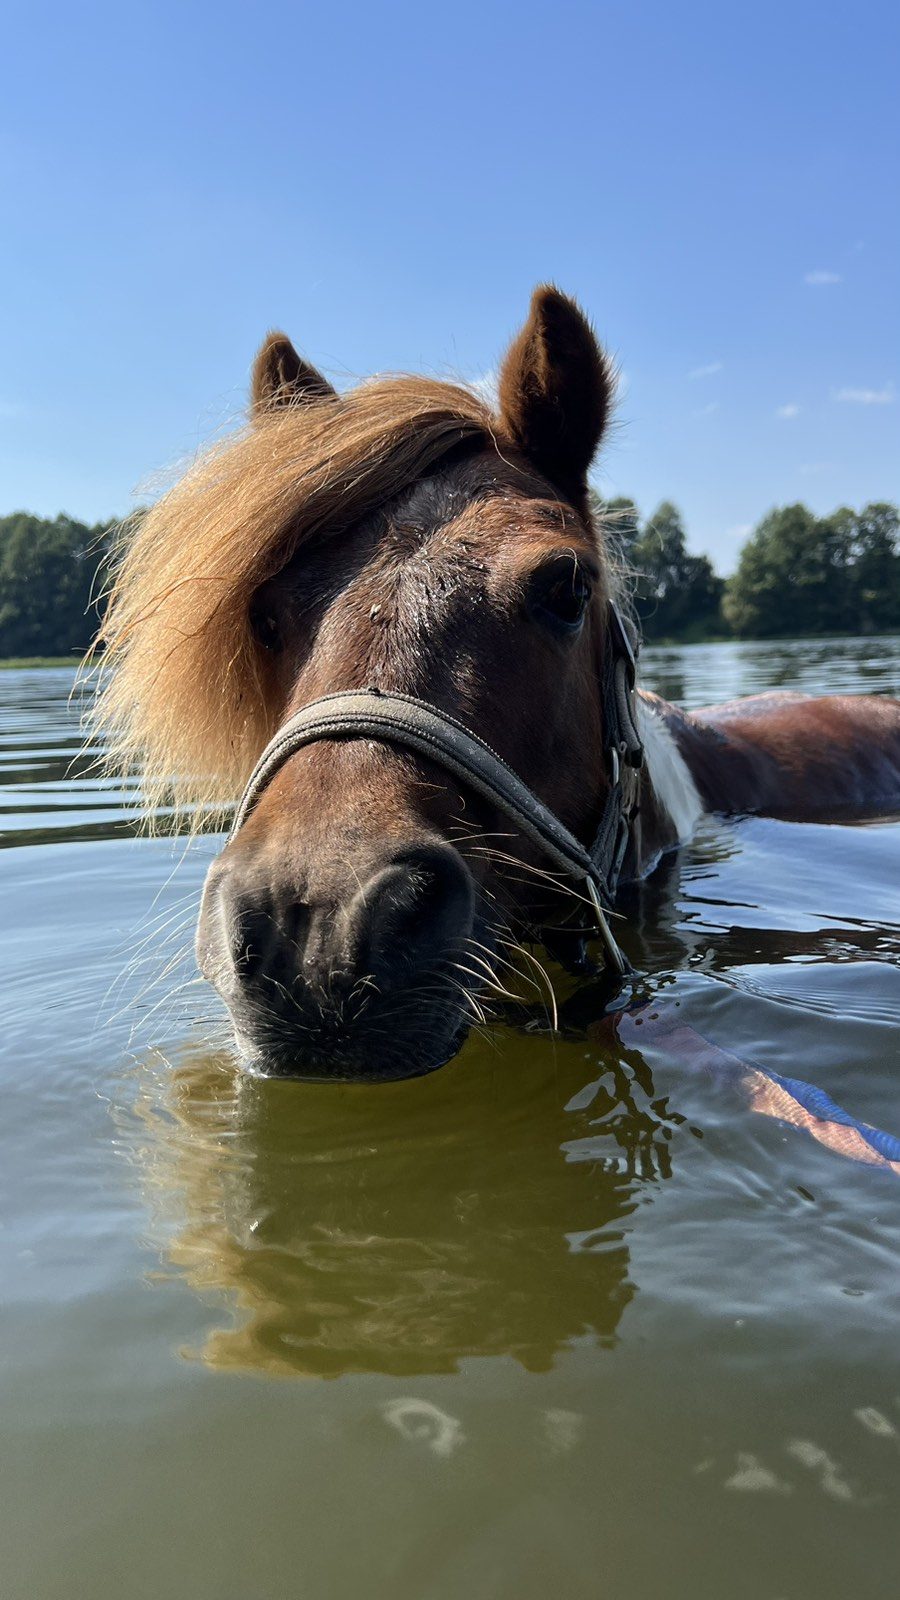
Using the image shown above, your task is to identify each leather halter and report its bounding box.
[230,601,644,976]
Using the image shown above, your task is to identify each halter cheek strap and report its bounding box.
[230,601,644,977]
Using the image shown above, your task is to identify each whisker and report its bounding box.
[503,940,559,1031]
[452,957,521,1005]
[468,845,595,911]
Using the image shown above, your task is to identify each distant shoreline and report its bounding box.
[635,628,900,649]
[0,656,83,669]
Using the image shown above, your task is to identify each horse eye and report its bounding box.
[529,563,592,635]
[250,602,282,652]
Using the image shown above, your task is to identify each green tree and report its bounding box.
[630,501,724,640]
[723,504,856,638]
[0,513,111,657]
[848,502,900,632]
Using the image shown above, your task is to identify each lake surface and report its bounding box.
[2,637,899,1600]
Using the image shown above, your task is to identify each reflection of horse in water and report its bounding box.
[123,814,899,1379]
[128,1028,684,1380]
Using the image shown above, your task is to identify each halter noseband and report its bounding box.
[230,600,644,977]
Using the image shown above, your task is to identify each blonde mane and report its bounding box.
[91,377,495,825]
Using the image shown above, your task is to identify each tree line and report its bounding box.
[1,500,899,659]
[594,495,900,641]
[0,512,113,658]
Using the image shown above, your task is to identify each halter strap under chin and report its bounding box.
[230,600,644,977]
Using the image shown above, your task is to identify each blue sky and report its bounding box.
[2,0,897,570]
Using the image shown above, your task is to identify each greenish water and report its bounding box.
[1,637,899,1600]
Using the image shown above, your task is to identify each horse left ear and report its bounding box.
[497,286,615,507]
[250,332,337,416]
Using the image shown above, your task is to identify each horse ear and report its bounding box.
[497,286,614,505]
[250,332,337,416]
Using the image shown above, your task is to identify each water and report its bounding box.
[2,639,899,1600]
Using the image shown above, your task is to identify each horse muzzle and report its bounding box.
[198,657,642,1082]
[196,834,480,1081]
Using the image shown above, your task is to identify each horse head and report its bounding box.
[99,287,630,1079]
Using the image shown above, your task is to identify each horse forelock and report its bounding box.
[90,375,501,826]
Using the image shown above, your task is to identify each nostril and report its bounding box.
[280,899,312,959]
[226,899,310,987]
[347,844,475,986]
[230,905,276,982]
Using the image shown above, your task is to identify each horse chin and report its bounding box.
[230,1015,472,1085]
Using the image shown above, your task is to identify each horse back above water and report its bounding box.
[95,287,900,1080]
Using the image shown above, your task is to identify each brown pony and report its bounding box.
[96,287,900,1081]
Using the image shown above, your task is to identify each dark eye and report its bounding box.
[528,559,593,636]
[250,597,282,652]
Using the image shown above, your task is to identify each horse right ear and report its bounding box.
[250,332,337,416]
[497,286,614,510]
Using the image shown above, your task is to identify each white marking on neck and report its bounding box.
[637,697,704,845]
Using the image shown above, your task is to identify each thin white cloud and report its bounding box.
[776,403,801,419]
[688,361,723,380]
[833,384,895,406]
[692,401,719,418]
[804,270,842,285]
[726,523,753,542]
